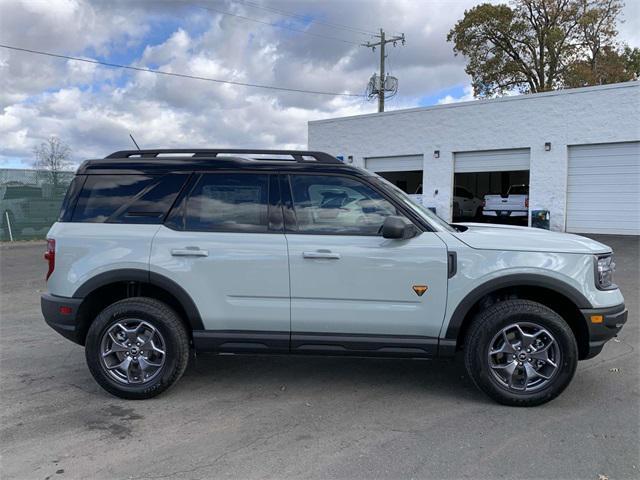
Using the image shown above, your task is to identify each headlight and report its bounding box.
[596,255,616,290]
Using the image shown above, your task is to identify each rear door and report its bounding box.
[282,173,449,356]
[150,172,290,351]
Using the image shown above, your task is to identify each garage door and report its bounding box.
[364,155,423,172]
[454,148,530,173]
[567,142,640,235]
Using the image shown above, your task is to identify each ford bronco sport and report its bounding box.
[41,149,627,406]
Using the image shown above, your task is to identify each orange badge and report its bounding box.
[412,285,428,296]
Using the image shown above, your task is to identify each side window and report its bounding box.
[73,175,155,222]
[184,173,269,232]
[72,174,187,223]
[289,175,399,235]
[59,175,86,221]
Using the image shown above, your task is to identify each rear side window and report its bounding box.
[184,173,269,232]
[72,174,187,223]
[58,175,86,221]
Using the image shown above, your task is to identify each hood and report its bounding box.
[452,223,612,254]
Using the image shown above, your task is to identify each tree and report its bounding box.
[33,136,72,187]
[447,0,634,97]
[564,45,638,86]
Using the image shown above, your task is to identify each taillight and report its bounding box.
[525,197,529,208]
[44,238,55,281]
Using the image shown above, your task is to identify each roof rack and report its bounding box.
[105,149,342,164]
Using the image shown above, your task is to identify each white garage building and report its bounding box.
[308,81,640,235]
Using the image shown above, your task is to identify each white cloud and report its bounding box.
[0,0,638,167]
[437,85,475,105]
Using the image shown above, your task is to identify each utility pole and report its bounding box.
[363,29,405,112]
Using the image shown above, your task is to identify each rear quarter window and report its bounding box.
[72,174,187,223]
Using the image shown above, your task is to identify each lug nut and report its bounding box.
[518,362,523,366]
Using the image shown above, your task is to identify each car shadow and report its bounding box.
[179,353,488,405]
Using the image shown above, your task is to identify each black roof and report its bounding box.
[77,149,356,175]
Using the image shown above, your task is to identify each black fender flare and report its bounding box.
[72,268,204,330]
[444,273,593,341]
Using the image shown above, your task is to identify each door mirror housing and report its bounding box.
[381,216,419,239]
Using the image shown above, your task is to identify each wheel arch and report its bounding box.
[443,274,593,360]
[72,269,204,345]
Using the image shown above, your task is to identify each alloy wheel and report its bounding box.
[99,320,166,385]
[488,322,561,392]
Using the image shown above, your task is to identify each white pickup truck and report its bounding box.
[483,184,529,218]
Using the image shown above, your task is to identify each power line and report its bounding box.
[192,4,360,45]
[231,0,377,36]
[0,44,363,97]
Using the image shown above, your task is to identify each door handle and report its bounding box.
[303,250,341,260]
[171,248,209,257]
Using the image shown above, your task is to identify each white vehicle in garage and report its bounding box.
[453,186,483,218]
[483,184,529,218]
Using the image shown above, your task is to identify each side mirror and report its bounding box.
[381,216,419,239]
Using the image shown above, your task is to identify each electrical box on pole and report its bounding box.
[362,29,405,112]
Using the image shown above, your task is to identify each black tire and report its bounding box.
[85,297,190,399]
[464,299,578,407]
[474,206,483,220]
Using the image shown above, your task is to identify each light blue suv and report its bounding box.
[41,149,627,406]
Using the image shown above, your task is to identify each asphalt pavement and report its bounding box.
[1,235,638,479]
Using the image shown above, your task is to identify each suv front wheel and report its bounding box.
[85,297,190,399]
[464,299,578,406]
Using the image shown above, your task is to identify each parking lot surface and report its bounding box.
[1,235,638,480]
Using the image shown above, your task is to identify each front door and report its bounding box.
[282,173,448,356]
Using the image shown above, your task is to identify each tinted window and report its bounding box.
[289,175,398,235]
[184,173,269,232]
[59,175,85,221]
[509,185,529,195]
[72,174,186,223]
[118,174,187,224]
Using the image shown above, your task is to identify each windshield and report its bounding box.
[509,185,529,195]
[367,172,456,232]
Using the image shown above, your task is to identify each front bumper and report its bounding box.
[581,303,628,359]
[41,293,84,344]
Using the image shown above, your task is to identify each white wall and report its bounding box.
[308,82,640,231]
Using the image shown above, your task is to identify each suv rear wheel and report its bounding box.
[85,297,190,399]
[464,299,578,406]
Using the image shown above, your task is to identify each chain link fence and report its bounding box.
[0,169,75,241]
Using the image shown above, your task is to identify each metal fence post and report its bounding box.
[5,210,14,242]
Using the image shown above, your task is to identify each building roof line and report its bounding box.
[309,81,639,125]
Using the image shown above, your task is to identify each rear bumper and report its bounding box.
[483,210,528,217]
[581,303,628,359]
[41,294,84,345]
